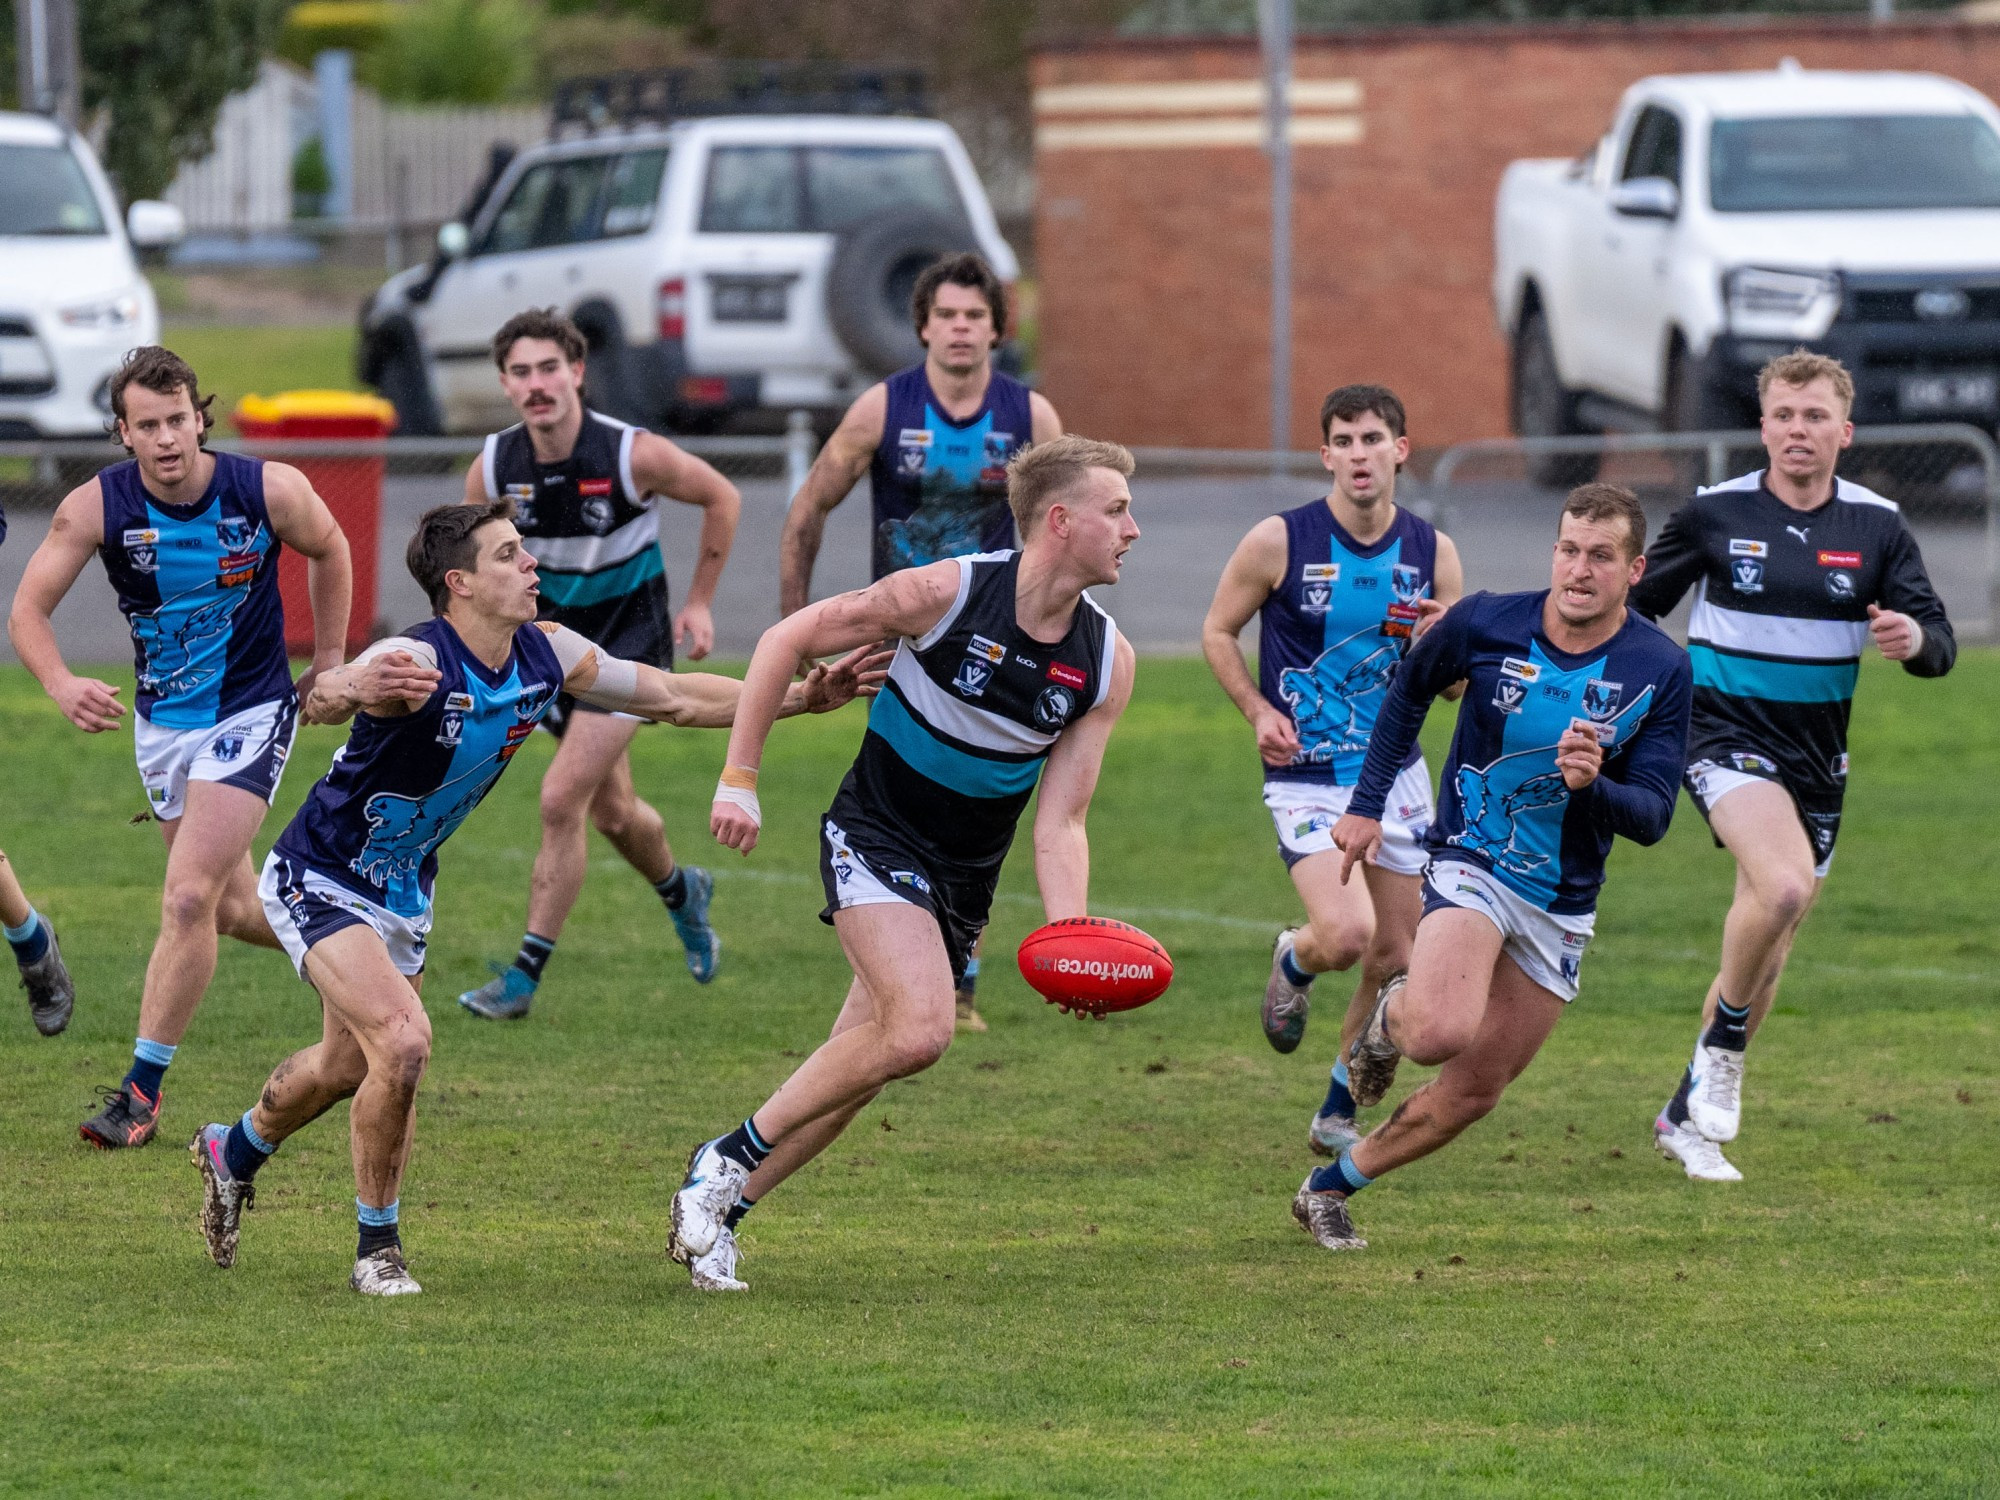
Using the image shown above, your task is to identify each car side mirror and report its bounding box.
[1610,177,1679,220]
[126,200,185,248]
[437,221,470,259]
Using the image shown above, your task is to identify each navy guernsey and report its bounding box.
[1351,592,1692,916]
[868,364,1033,579]
[271,618,562,920]
[1259,500,1438,786]
[97,451,292,729]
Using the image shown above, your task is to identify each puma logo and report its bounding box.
[1786,525,1810,546]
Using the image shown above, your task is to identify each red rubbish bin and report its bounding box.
[233,390,397,656]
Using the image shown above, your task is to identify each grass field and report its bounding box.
[1,654,1995,1496]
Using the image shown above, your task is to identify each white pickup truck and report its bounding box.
[1493,64,2000,481]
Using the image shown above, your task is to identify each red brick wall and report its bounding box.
[1033,17,2000,449]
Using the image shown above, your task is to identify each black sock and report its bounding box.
[512,933,555,984]
[1664,1065,1695,1127]
[654,867,687,911]
[724,1195,757,1230]
[715,1117,772,1172]
[357,1222,400,1258]
[1702,997,1751,1053]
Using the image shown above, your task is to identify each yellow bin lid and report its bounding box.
[235,390,399,425]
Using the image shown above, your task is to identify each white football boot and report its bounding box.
[690,1226,749,1292]
[1685,1043,1745,1143]
[1654,1115,1743,1183]
[350,1246,423,1295]
[669,1139,749,1264]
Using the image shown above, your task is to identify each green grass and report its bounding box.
[155,323,361,428]
[1,655,1995,1496]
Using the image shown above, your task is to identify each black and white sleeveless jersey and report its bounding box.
[1631,470,1955,793]
[481,409,672,665]
[828,550,1117,878]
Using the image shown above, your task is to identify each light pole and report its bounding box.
[1259,0,1295,465]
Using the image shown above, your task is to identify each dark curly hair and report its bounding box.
[109,346,213,451]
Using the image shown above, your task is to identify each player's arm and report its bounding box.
[779,384,885,617]
[1575,652,1692,846]
[1430,530,1469,702]
[711,559,962,854]
[629,431,740,662]
[461,459,489,505]
[6,479,123,731]
[1626,501,1704,620]
[1028,390,1063,444]
[1032,631,1135,921]
[263,462,355,702]
[1867,521,1956,677]
[1200,516,1298,765]
[302,638,444,725]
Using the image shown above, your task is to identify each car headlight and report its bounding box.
[58,293,142,330]
[1725,268,1840,341]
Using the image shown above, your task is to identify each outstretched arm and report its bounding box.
[778,385,884,617]
[1033,632,1136,920]
[8,480,122,731]
[263,462,354,702]
[630,432,740,661]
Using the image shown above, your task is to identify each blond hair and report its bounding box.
[1758,349,1854,413]
[1006,435,1135,537]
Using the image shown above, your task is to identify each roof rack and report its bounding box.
[550,63,931,137]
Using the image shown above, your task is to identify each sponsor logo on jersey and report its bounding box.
[981,431,1015,484]
[1728,538,1768,557]
[1301,563,1339,583]
[1300,562,1337,616]
[1560,952,1581,984]
[1825,569,1856,601]
[953,656,993,698]
[1569,715,1616,745]
[1390,564,1425,603]
[578,479,613,497]
[209,731,244,763]
[1541,683,1571,703]
[505,484,534,502]
[1818,550,1863,568]
[897,427,932,477]
[1582,678,1622,721]
[1452,880,1495,906]
[123,527,160,573]
[1722,752,1777,776]
[505,483,536,526]
[1785,524,1811,546]
[1492,677,1526,714]
[581,496,615,535]
[1033,685,1076,732]
[966,635,1006,665]
[216,517,257,553]
[1833,751,1850,778]
[1383,600,1421,640]
[217,551,260,589]
[1731,557,1765,593]
[1561,930,1588,950]
[436,710,464,747]
[1500,657,1539,682]
[445,692,474,711]
[888,869,933,894]
[1047,661,1087,689]
[1293,814,1331,840]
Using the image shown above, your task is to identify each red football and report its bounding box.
[1017,917,1173,1017]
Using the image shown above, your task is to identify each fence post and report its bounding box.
[1706,440,1727,488]
[785,409,816,501]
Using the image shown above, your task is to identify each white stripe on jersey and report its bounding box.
[1689,584,1868,661]
[1698,468,1898,512]
[886,644,1056,755]
[913,550,1015,652]
[1085,591,1116,711]
[528,505,661,573]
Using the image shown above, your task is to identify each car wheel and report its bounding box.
[1665,347,1758,492]
[574,307,647,426]
[826,210,981,377]
[1514,310,1600,488]
[374,335,441,437]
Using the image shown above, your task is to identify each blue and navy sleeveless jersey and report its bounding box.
[1352,592,1692,915]
[1259,501,1438,786]
[867,365,1034,580]
[97,452,291,729]
[829,550,1116,877]
[271,617,562,920]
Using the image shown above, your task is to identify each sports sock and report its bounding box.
[223,1109,276,1180]
[511,933,555,985]
[1663,1065,1695,1127]
[1702,997,1751,1053]
[654,866,688,911]
[958,955,980,997]
[1279,945,1316,988]
[724,1195,757,1231]
[124,1038,175,1100]
[5,908,49,965]
[356,1199,400,1258]
[1308,1147,1373,1196]
[1319,1060,1357,1120]
[714,1116,772,1172]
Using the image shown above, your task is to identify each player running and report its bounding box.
[674,436,1138,1293]
[1,843,75,1035]
[1202,384,1462,1155]
[1631,352,1954,1182]
[1292,485,1692,1252]
[186,500,877,1294]
[779,251,1061,1032]
[458,309,741,1020]
[9,347,351,1147]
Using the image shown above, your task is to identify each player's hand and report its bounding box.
[53,673,124,732]
[674,601,715,662]
[802,644,893,713]
[1253,705,1301,765]
[710,800,760,854]
[1331,813,1382,885]
[338,650,442,719]
[1412,598,1448,640]
[1556,722,1605,791]
[1866,604,1921,662]
[291,650,344,708]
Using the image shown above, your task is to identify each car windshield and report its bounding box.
[0,142,106,235]
[1710,114,2000,212]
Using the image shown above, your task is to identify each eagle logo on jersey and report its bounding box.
[351,777,492,911]
[1279,628,1400,760]
[1731,557,1764,594]
[1390,564,1424,604]
[1452,765,1570,876]
[131,593,242,699]
[216,517,258,553]
[1582,678,1622,721]
[209,731,245,763]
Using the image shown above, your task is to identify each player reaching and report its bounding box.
[1202,384,1462,1156]
[673,436,1138,1292]
[9,347,352,1147]
[1292,485,1692,1251]
[779,252,1061,1032]
[185,500,877,1294]
[1631,351,1954,1182]
[457,309,740,1020]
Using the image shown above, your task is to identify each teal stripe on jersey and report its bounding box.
[1690,643,1858,704]
[866,687,1045,798]
[535,547,663,608]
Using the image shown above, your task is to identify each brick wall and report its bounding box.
[1032,16,2000,449]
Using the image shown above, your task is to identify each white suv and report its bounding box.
[0,111,183,438]
[359,77,1018,436]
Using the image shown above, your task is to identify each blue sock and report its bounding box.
[511,933,555,986]
[5,908,49,965]
[1308,1147,1373,1196]
[1319,1060,1357,1120]
[654,867,687,911]
[124,1038,175,1101]
[958,955,980,997]
[714,1117,772,1172]
[1662,1064,1695,1127]
[724,1195,757,1231]
[1279,946,1316,988]
[357,1199,400,1257]
[1702,998,1751,1053]
[223,1109,276,1180]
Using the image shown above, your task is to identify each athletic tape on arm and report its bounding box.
[539,622,640,711]
[353,636,438,671]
